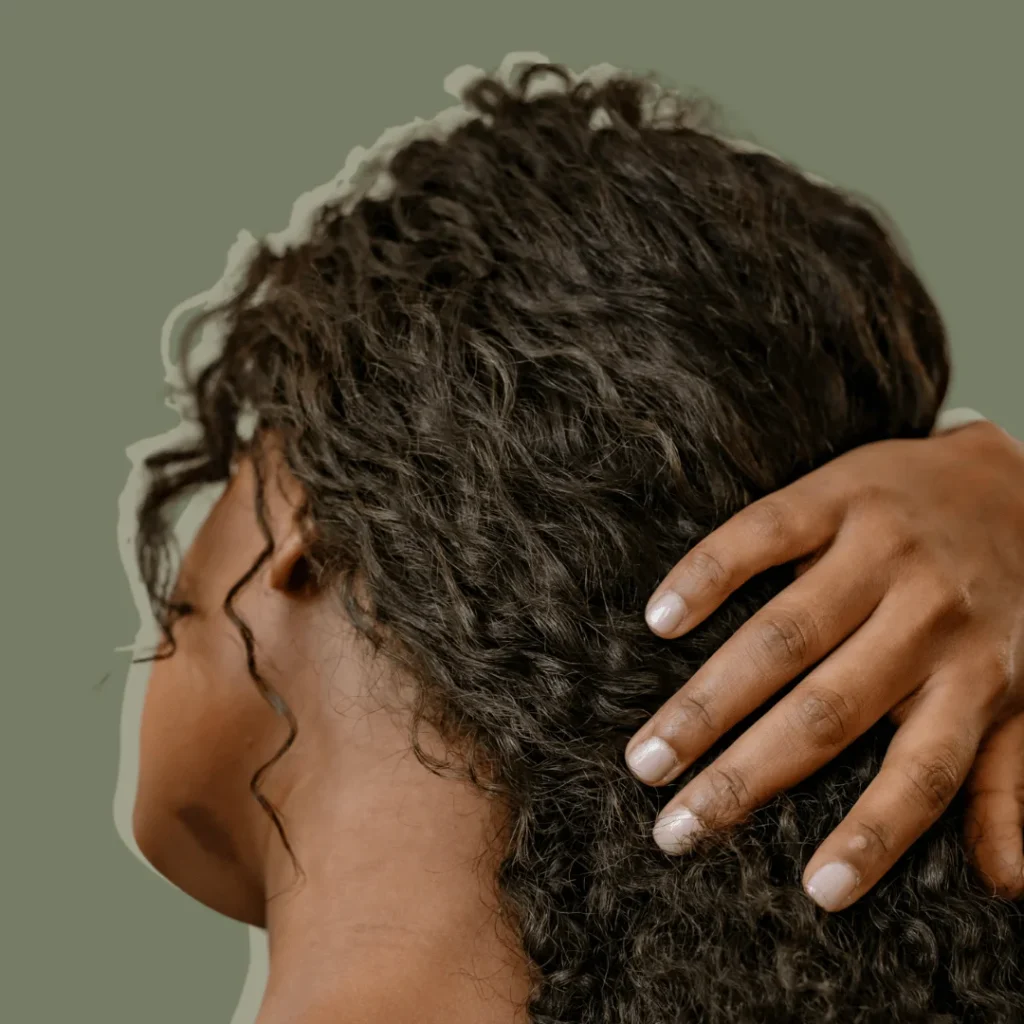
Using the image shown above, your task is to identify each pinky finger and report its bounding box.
[965,712,1024,900]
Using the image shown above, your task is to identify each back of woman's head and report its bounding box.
[139,64,1024,1023]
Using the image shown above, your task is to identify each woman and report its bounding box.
[128,62,1024,1023]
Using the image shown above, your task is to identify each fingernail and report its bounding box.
[653,806,702,854]
[805,862,860,911]
[646,591,686,634]
[626,737,678,784]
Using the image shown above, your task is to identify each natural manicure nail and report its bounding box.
[653,806,702,854]
[646,591,686,634]
[626,736,678,784]
[805,862,860,911]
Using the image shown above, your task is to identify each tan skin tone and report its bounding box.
[627,419,1024,912]
[134,423,1024,1021]
[133,442,532,1024]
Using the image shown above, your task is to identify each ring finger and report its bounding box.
[626,535,885,787]
[650,584,935,853]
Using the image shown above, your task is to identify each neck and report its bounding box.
[253,739,532,1024]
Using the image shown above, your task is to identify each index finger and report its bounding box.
[646,471,845,639]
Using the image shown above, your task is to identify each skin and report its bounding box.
[133,421,1024,1020]
[133,440,531,1024]
[626,419,1024,912]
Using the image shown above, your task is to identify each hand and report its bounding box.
[625,419,1024,911]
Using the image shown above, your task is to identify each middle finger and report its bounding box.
[626,537,884,786]
[650,583,946,854]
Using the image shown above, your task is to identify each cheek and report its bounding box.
[132,616,285,873]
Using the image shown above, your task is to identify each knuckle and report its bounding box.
[922,576,974,630]
[664,689,718,738]
[702,764,752,819]
[903,744,967,816]
[930,564,974,612]
[851,818,897,858]
[903,572,974,640]
[975,647,1016,713]
[847,481,888,517]
[857,496,919,565]
[993,647,1017,704]
[885,525,921,565]
[791,685,856,749]
[946,581,975,622]
[751,609,815,668]
[1011,775,1024,805]
[684,547,729,592]
[999,875,1024,900]
[746,499,791,544]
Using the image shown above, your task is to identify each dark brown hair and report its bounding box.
[137,64,1023,1023]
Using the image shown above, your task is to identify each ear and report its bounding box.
[267,518,313,594]
[255,431,316,595]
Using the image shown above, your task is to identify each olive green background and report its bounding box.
[3,2,1021,1021]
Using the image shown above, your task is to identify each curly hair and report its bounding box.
[136,63,1024,1023]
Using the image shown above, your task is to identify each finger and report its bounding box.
[799,681,986,912]
[626,537,885,785]
[645,472,845,639]
[649,582,931,851]
[965,711,1024,899]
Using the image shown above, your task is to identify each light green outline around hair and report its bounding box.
[111,51,864,1022]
